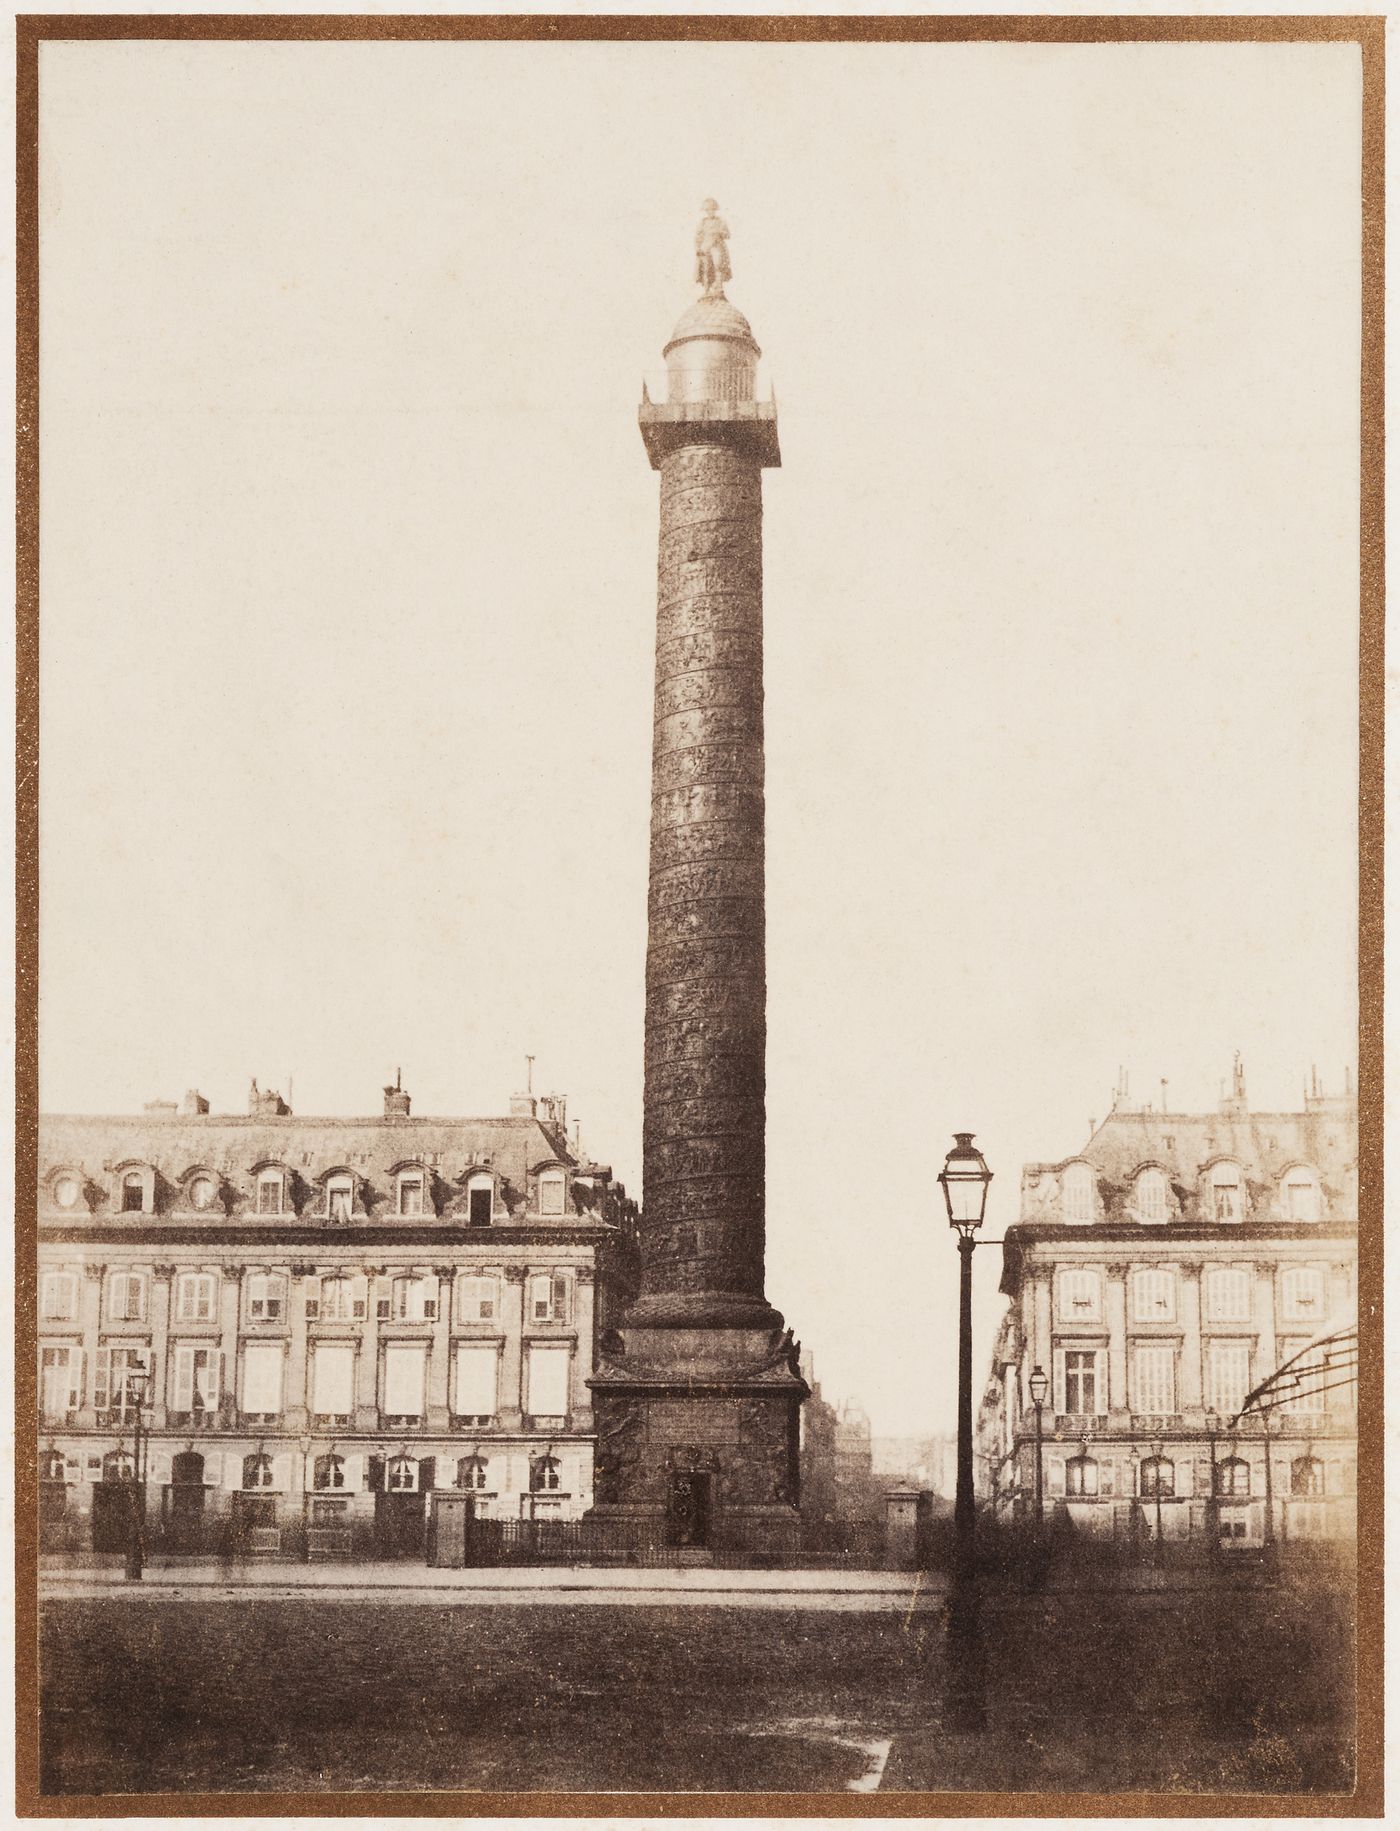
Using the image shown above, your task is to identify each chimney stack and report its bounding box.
[181,1089,210,1117]
[383,1068,411,1119]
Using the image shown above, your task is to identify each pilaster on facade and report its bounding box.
[1178,1263,1203,1410]
[1105,1263,1129,1414]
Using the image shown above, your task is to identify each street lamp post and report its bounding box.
[939,1132,993,1734]
[1205,1407,1220,1560]
[1150,1438,1165,1567]
[123,1366,151,1582]
[1028,1364,1048,1534]
[1261,1408,1277,1565]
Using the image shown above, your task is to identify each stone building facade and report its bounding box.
[37,1079,639,1556]
[977,1066,1357,1550]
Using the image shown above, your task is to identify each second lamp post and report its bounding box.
[939,1132,993,1733]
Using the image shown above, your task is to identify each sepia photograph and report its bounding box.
[15,11,1381,1813]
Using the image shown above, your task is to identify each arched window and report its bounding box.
[382,1275,437,1323]
[175,1272,217,1323]
[243,1453,275,1490]
[467,1173,494,1228]
[457,1275,498,1323]
[1135,1168,1170,1223]
[1291,1455,1325,1497]
[107,1269,149,1323]
[1209,1163,1244,1223]
[247,1273,285,1323]
[529,1453,563,1494]
[1061,1163,1096,1225]
[171,1450,205,1486]
[387,1455,417,1493]
[397,1172,425,1217]
[188,1174,218,1211]
[102,1450,135,1482]
[1215,1455,1250,1498]
[121,1171,145,1213]
[457,1455,489,1491]
[52,1173,82,1211]
[313,1453,346,1491]
[1139,1455,1174,1498]
[326,1175,353,1224]
[1282,1168,1322,1222]
[40,1449,68,1483]
[1065,1454,1098,1497]
[312,1275,366,1323]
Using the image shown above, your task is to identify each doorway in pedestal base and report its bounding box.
[667,1471,712,1548]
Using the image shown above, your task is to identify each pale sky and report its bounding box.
[38,39,1360,1435]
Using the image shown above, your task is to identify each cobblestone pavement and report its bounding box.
[36,1582,1355,1799]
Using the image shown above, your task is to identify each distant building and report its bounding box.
[978,1063,1357,1550]
[871,1434,956,1503]
[37,1079,639,1556]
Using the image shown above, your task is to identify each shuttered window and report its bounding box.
[1131,1344,1176,1415]
[525,1344,570,1419]
[311,1343,355,1418]
[1204,1341,1251,1416]
[1130,1269,1176,1323]
[453,1344,498,1418]
[93,1345,152,1418]
[41,1272,79,1321]
[107,1270,148,1323]
[1135,1169,1169,1222]
[248,1274,285,1322]
[1204,1267,1251,1323]
[40,1346,83,1418]
[1280,1266,1326,1323]
[1278,1338,1327,1414]
[1055,1269,1101,1323]
[241,1342,283,1416]
[1061,1164,1095,1223]
[175,1273,217,1323]
[457,1276,498,1323]
[172,1345,221,1414]
[383,1343,426,1417]
[311,1275,367,1322]
[529,1272,570,1324]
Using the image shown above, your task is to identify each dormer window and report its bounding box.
[257,1171,285,1216]
[397,1174,424,1218]
[1210,1163,1244,1223]
[468,1173,494,1228]
[1135,1168,1169,1224]
[1283,1168,1321,1222]
[1061,1163,1095,1225]
[121,1172,145,1213]
[189,1175,218,1211]
[538,1173,567,1218]
[52,1174,81,1211]
[326,1176,353,1224]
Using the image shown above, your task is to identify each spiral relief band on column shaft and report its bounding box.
[630,436,780,1329]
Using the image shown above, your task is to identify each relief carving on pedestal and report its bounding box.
[738,1398,795,1505]
[594,1400,644,1505]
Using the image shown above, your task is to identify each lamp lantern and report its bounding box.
[939,1133,993,1234]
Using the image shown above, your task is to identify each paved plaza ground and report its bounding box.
[36,1568,1355,1800]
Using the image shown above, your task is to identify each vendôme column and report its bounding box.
[589,204,807,1556]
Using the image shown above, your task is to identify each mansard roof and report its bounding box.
[36,1109,601,1229]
